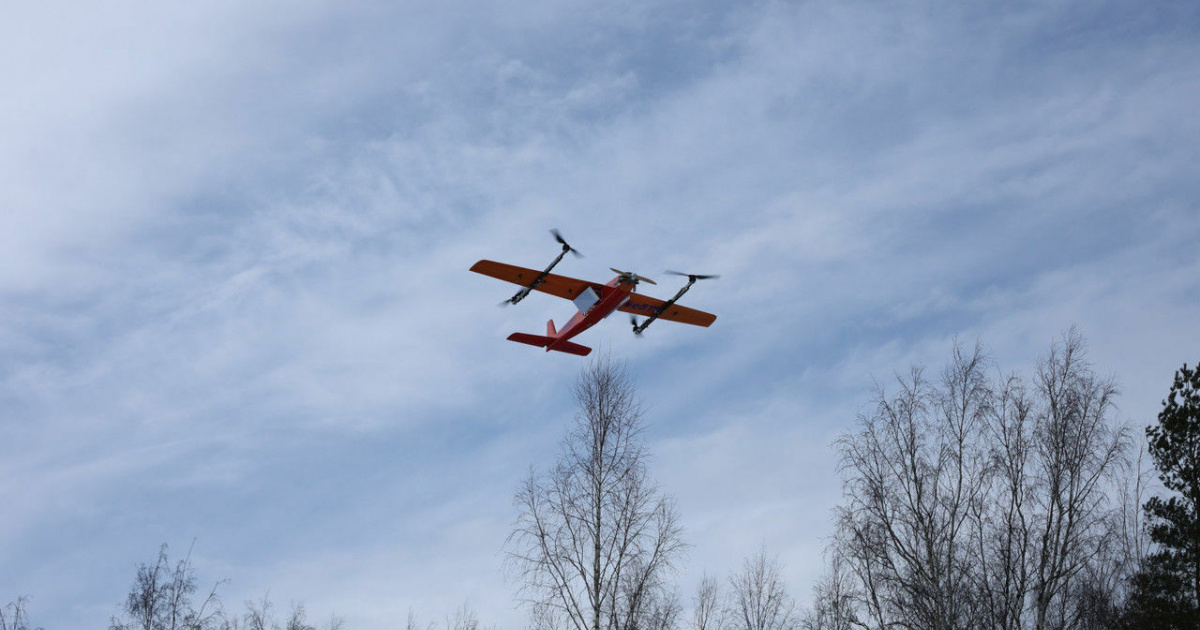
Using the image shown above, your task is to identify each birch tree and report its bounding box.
[1,597,39,630]
[728,550,796,630]
[824,332,1132,630]
[110,544,224,630]
[510,357,685,630]
[692,575,725,630]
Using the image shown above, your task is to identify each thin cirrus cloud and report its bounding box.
[2,0,1199,628]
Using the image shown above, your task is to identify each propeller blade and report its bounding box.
[610,268,655,285]
[664,270,720,281]
[550,229,582,258]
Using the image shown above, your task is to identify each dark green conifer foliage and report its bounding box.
[1123,363,1200,628]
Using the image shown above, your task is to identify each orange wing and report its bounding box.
[471,260,717,327]
[470,260,606,300]
[619,294,717,327]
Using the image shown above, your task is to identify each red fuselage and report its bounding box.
[545,276,634,352]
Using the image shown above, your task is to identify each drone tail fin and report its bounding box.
[507,332,552,348]
[506,332,592,357]
[547,340,591,356]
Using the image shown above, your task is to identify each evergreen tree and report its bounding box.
[1122,362,1200,628]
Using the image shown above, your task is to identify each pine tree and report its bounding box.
[1122,363,1200,628]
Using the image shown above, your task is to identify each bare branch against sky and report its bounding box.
[1,1,1198,628]
[509,356,685,630]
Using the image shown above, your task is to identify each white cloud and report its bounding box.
[2,0,1199,628]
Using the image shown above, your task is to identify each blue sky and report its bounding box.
[2,0,1198,627]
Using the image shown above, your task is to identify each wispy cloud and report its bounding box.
[2,0,1198,627]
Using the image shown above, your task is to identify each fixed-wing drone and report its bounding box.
[470,230,718,356]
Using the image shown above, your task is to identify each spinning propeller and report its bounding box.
[500,230,582,306]
[552,229,583,258]
[630,268,718,335]
[610,268,656,287]
[664,270,720,282]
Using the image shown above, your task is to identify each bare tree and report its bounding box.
[727,549,795,630]
[110,543,224,630]
[405,609,431,630]
[509,356,686,630]
[639,589,683,630]
[227,595,342,630]
[1,597,41,630]
[971,370,1035,630]
[237,594,274,630]
[1027,331,1128,630]
[283,604,316,630]
[801,552,856,630]
[824,332,1133,630]
[834,343,989,630]
[446,603,480,630]
[692,575,725,630]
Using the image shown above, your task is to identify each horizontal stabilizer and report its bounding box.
[507,332,552,348]
[506,333,592,357]
[548,340,592,356]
